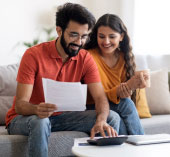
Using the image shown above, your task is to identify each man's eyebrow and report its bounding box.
[70,31,88,36]
[69,31,79,34]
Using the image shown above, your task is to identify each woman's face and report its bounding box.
[97,26,124,54]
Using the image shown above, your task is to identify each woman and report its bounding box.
[85,14,147,135]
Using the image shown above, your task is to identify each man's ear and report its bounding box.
[56,26,62,37]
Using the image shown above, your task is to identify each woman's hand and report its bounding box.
[117,83,132,98]
[127,72,148,90]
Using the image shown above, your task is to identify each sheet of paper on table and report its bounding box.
[42,78,87,111]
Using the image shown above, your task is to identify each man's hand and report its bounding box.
[88,82,118,139]
[90,121,118,139]
[36,103,58,118]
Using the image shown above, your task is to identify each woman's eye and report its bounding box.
[99,36,105,39]
[109,36,116,39]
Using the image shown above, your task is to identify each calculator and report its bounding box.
[87,136,128,146]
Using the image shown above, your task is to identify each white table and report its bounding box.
[72,141,170,157]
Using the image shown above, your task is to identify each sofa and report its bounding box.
[0,55,170,157]
[136,55,170,134]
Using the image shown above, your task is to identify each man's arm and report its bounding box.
[88,82,118,138]
[88,82,109,121]
[15,83,37,115]
[15,83,57,118]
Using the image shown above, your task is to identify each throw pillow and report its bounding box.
[168,72,170,91]
[136,88,152,118]
[0,96,14,125]
[0,64,19,96]
[146,68,170,114]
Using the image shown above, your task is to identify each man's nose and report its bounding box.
[74,36,82,45]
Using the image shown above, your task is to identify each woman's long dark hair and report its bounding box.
[85,14,136,104]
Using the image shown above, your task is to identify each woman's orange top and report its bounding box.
[87,48,126,104]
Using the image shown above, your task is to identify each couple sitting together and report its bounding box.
[5,2,148,157]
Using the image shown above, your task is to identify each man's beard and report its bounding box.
[60,34,82,57]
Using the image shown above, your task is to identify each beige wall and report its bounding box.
[0,0,135,65]
[83,0,135,45]
[82,0,121,20]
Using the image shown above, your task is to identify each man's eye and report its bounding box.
[82,35,88,39]
[70,34,78,37]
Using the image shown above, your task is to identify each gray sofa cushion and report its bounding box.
[0,126,88,157]
[49,131,88,157]
[0,64,18,96]
[0,126,28,157]
[141,115,170,134]
[0,126,8,135]
[0,96,13,125]
[168,72,170,90]
[0,134,28,157]
[0,64,18,125]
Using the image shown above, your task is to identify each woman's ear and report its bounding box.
[56,26,62,37]
[120,33,124,42]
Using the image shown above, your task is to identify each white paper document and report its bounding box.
[42,78,87,111]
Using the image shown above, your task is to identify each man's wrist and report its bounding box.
[96,113,108,123]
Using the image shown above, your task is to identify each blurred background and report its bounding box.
[0,0,170,65]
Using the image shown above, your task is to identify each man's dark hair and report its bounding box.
[56,3,96,31]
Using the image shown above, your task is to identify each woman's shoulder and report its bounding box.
[87,48,99,56]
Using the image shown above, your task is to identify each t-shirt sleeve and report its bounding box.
[83,52,101,84]
[17,49,37,84]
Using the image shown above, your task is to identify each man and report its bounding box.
[5,3,120,157]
